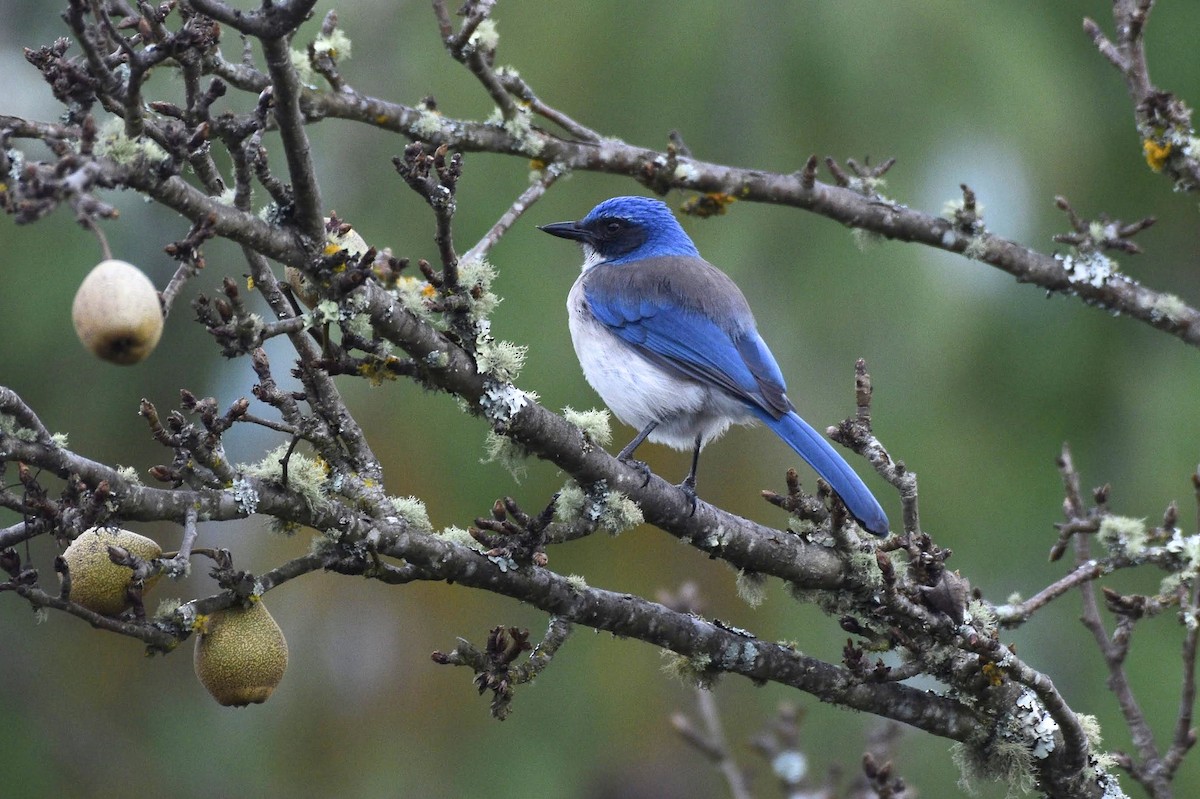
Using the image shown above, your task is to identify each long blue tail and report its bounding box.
[756,409,889,536]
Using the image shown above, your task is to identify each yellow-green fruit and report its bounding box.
[61,527,163,615]
[72,259,164,364]
[194,600,289,707]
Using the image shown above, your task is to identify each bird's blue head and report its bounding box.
[540,196,700,266]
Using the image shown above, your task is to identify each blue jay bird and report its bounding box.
[539,196,889,536]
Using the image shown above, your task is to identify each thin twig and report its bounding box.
[461,164,564,264]
[994,559,1106,627]
[158,506,199,579]
[672,689,753,799]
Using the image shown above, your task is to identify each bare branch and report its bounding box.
[462,164,565,265]
[1083,2,1200,191]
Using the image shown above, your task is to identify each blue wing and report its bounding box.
[582,256,791,418]
[583,255,890,535]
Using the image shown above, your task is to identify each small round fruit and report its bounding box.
[61,527,163,615]
[194,599,289,707]
[72,259,164,364]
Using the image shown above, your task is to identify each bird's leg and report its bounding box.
[679,434,702,516]
[616,421,658,486]
[617,421,657,460]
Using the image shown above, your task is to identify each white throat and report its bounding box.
[580,244,606,272]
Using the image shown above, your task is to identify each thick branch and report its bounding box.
[260,35,324,241]
[306,93,1200,349]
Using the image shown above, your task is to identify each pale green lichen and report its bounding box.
[845,548,884,589]
[1091,750,1120,775]
[660,651,719,689]
[115,465,143,485]
[1149,292,1188,324]
[786,582,860,617]
[475,339,527,382]
[1097,515,1148,555]
[313,299,341,324]
[562,407,612,448]
[554,481,586,522]
[554,479,642,534]
[851,228,884,251]
[1077,713,1104,751]
[848,175,888,197]
[152,597,182,621]
[288,48,317,87]
[1164,528,1191,554]
[596,489,643,535]
[394,276,437,321]
[344,312,374,340]
[965,599,998,636]
[488,105,545,156]
[788,517,821,537]
[565,574,588,593]
[459,257,501,321]
[313,29,352,60]
[273,520,303,536]
[239,444,329,518]
[467,18,499,51]
[963,236,989,260]
[1089,221,1117,242]
[1011,690,1060,760]
[942,197,979,221]
[309,532,338,557]
[0,413,35,441]
[435,525,485,552]
[735,570,768,608]
[672,162,699,182]
[258,201,288,227]
[951,738,1036,798]
[482,431,530,482]
[414,107,445,139]
[389,495,432,533]
[95,117,168,165]
[51,431,69,448]
[1168,531,1200,568]
[1161,561,1200,599]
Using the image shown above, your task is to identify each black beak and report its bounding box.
[538,220,590,243]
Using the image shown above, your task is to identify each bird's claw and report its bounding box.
[619,456,653,488]
[679,476,698,517]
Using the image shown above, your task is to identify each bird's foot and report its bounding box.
[678,475,698,517]
[618,456,653,488]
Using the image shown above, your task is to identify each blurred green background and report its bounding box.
[4,1,1200,797]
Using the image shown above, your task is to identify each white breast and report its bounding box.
[566,274,756,451]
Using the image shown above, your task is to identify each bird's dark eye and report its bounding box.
[584,216,645,259]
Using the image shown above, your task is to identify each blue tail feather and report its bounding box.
[757,409,889,536]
